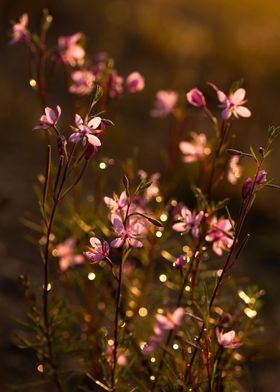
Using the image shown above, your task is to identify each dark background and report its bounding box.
[0,0,280,390]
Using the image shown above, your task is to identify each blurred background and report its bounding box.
[0,0,280,390]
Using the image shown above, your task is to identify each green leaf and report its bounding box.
[89,84,103,113]
[215,198,230,211]
[130,212,163,227]
[122,175,130,198]
[249,146,258,162]
[268,125,280,143]
[191,185,208,209]
[230,78,244,93]
[41,8,53,33]
[135,179,152,195]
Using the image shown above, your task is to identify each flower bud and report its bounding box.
[220,313,232,324]
[242,178,252,199]
[186,88,206,107]
[173,255,186,269]
[256,170,267,186]
[57,135,67,155]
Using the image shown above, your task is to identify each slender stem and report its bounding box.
[43,145,52,211]
[59,160,88,201]
[43,203,63,392]
[207,120,228,197]
[37,31,47,110]
[53,155,64,197]
[111,247,125,390]
[42,145,81,391]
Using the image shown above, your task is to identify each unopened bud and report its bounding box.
[173,255,186,269]
[255,170,267,186]
[220,313,232,324]
[57,135,67,155]
[242,178,252,199]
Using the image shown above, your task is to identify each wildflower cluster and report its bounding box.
[10,10,279,392]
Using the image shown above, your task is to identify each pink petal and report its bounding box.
[69,32,82,44]
[110,237,124,248]
[195,211,204,223]
[119,191,127,207]
[56,105,62,119]
[217,90,227,103]
[75,114,83,129]
[83,251,103,263]
[87,134,101,147]
[89,237,101,248]
[235,106,251,118]
[112,218,124,234]
[156,315,173,329]
[104,197,117,209]
[221,108,231,120]
[128,238,143,248]
[231,88,246,105]
[45,107,56,124]
[171,307,185,326]
[69,132,82,143]
[73,254,84,264]
[172,222,186,232]
[179,141,195,155]
[88,117,102,130]
[213,242,223,256]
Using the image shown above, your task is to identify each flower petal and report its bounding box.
[88,116,102,130]
[89,237,101,248]
[128,238,143,248]
[231,88,246,104]
[110,237,124,248]
[87,134,101,147]
[235,106,251,118]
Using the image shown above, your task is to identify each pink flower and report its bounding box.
[206,217,234,256]
[172,206,204,238]
[104,191,129,215]
[142,308,185,355]
[108,70,123,99]
[227,156,242,184]
[179,132,210,163]
[110,217,144,248]
[55,237,84,271]
[126,72,145,93]
[216,328,242,349]
[69,70,95,95]
[58,33,85,66]
[150,90,178,118]
[142,338,160,355]
[186,88,206,107]
[34,106,61,130]
[84,237,109,263]
[155,308,185,331]
[217,88,251,120]
[69,114,101,147]
[10,13,30,45]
